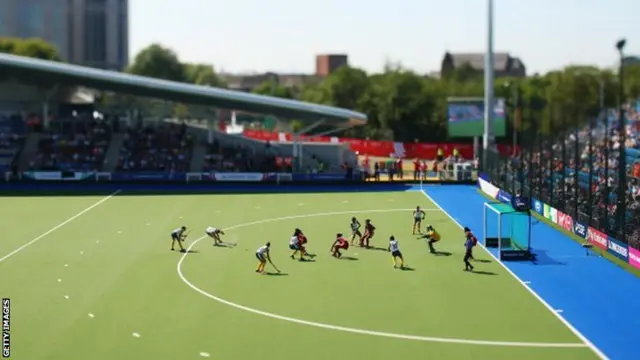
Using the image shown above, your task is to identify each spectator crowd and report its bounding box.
[491,101,640,252]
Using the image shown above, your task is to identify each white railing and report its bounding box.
[186,173,202,182]
[96,172,112,181]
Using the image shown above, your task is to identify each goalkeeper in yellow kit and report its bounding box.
[424,225,441,253]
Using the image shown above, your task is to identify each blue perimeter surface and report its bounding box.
[424,185,640,360]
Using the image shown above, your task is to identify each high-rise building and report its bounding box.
[0,0,129,71]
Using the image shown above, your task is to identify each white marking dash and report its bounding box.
[199,352,211,358]
[342,200,349,203]
[64,264,68,267]
[524,281,531,285]
[132,332,141,338]
[96,240,100,244]
[555,309,564,313]
[298,203,305,206]
[117,231,122,234]
[179,216,183,219]
[64,295,70,300]
[79,250,84,255]
[88,313,95,318]
[57,278,62,283]
[145,222,150,226]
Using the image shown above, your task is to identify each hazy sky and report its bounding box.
[130,0,638,75]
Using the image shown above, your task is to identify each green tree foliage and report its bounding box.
[126,43,639,142]
[127,44,186,82]
[252,79,294,99]
[0,37,60,61]
[184,63,225,87]
[257,63,640,142]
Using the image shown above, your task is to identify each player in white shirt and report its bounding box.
[170,226,188,252]
[289,228,311,261]
[388,236,405,269]
[205,226,225,246]
[349,217,362,245]
[412,206,426,235]
[255,242,280,274]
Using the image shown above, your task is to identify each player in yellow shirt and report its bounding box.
[425,225,441,253]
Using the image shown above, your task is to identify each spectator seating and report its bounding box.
[202,138,291,173]
[31,120,111,171]
[117,123,193,172]
[509,102,640,248]
[0,114,26,172]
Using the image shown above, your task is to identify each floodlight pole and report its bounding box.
[482,0,495,169]
[615,38,627,239]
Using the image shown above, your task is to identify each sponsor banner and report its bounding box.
[23,171,94,181]
[111,172,184,181]
[532,198,543,216]
[496,189,512,204]
[628,247,640,270]
[556,211,574,232]
[587,227,608,250]
[573,221,587,239]
[289,173,348,181]
[607,237,629,262]
[212,172,264,182]
[548,207,558,223]
[478,178,499,199]
[543,204,550,219]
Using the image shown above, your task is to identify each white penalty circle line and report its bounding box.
[177,208,586,349]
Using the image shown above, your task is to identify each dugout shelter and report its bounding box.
[0,53,367,174]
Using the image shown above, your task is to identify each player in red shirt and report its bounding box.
[330,233,349,258]
[360,219,376,248]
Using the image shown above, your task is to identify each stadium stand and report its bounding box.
[0,114,26,173]
[117,122,193,172]
[29,117,111,171]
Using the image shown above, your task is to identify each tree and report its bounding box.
[0,37,60,61]
[127,44,185,82]
[184,63,225,87]
[252,79,294,99]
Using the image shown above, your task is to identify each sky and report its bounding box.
[130,0,638,75]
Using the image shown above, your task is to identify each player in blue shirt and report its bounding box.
[463,227,476,271]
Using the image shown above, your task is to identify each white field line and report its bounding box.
[418,190,607,359]
[177,208,586,348]
[0,190,120,264]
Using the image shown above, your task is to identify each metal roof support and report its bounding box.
[293,119,325,171]
[41,84,59,129]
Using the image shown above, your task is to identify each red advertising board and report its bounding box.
[556,211,574,232]
[242,129,516,159]
[587,227,608,250]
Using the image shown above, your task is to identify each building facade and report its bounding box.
[440,52,526,79]
[0,0,128,71]
[315,54,348,76]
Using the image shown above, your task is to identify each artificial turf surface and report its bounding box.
[0,191,598,360]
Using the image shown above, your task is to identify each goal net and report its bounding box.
[483,202,532,261]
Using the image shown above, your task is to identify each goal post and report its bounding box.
[483,202,533,261]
